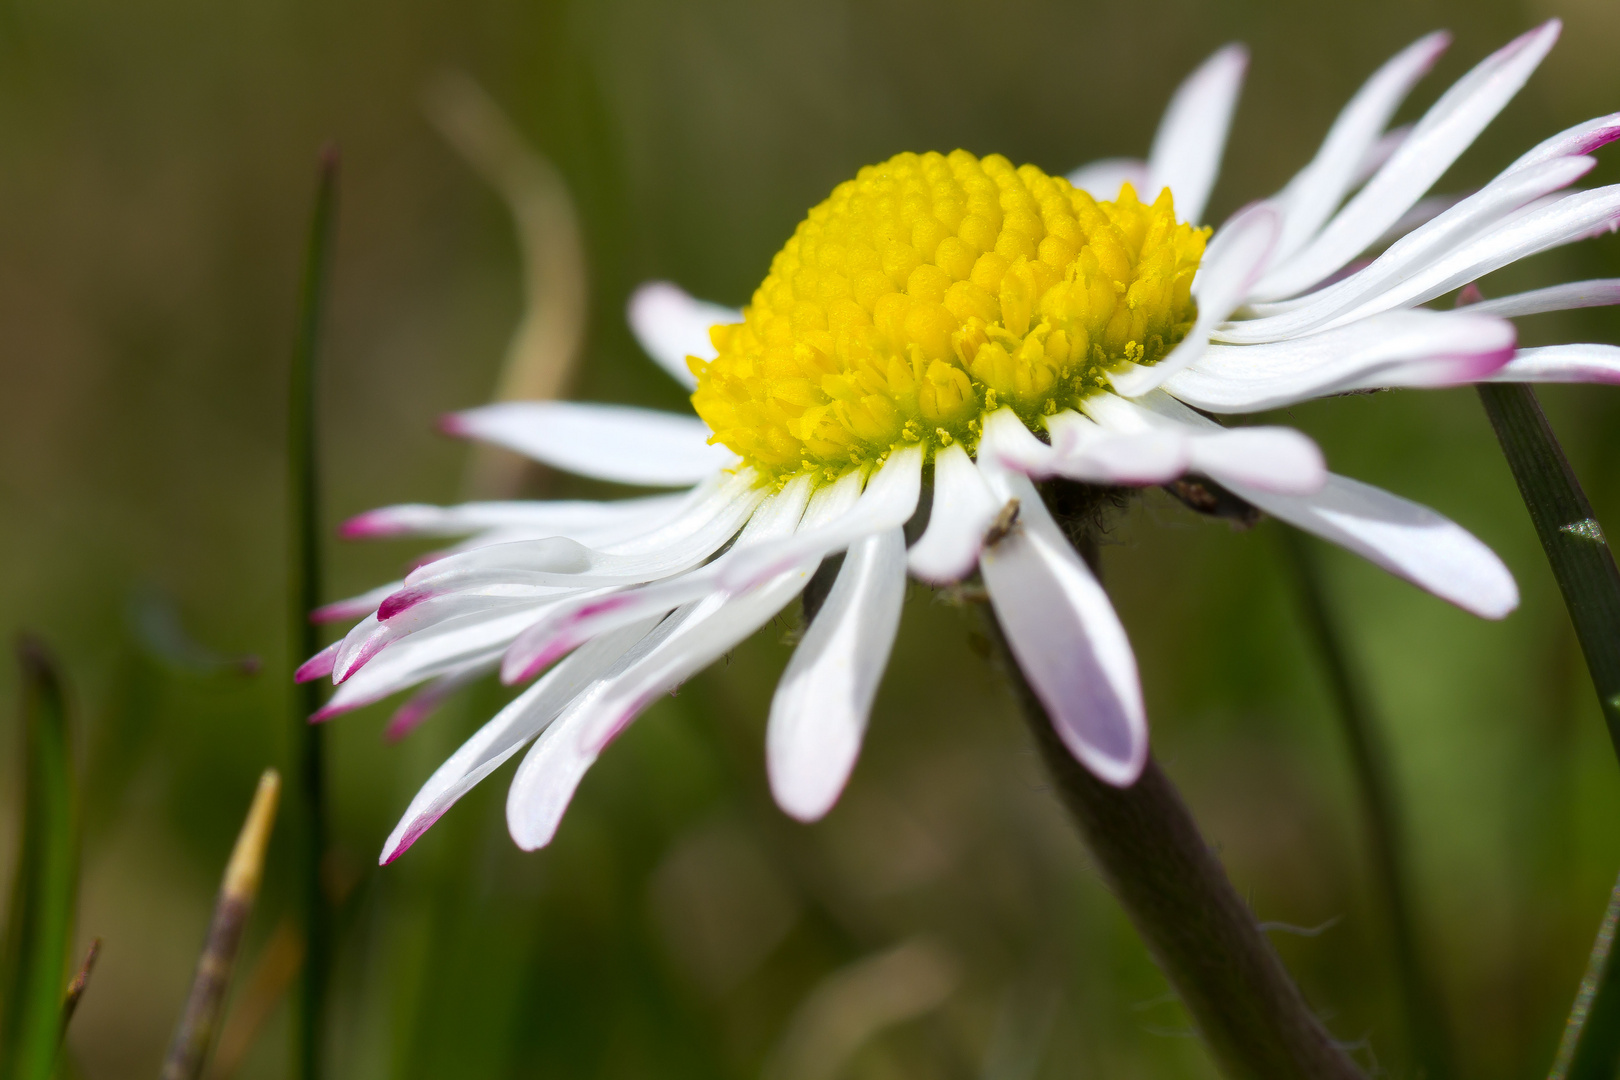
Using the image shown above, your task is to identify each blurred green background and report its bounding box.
[3,0,1620,1076]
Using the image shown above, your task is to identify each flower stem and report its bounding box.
[1281,530,1452,1079]
[980,610,1363,1080]
[288,146,339,1080]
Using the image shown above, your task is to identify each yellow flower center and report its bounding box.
[690,150,1209,477]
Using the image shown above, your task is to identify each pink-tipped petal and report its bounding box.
[1251,20,1563,301]
[1487,343,1620,384]
[295,641,341,684]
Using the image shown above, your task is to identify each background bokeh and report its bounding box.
[3,0,1620,1076]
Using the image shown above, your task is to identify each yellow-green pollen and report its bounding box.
[690,150,1209,478]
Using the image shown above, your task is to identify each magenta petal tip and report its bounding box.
[378,587,432,622]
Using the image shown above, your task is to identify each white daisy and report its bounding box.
[310,20,1620,863]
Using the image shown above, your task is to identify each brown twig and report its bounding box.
[160,771,281,1080]
[58,937,100,1043]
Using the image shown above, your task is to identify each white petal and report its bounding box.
[767,527,907,822]
[1351,125,1412,188]
[323,605,549,717]
[977,464,1147,786]
[402,470,766,594]
[507,559,821,850]
[339,494,687,540]
[1463,279,1620,318]
[1065,158,1149,201]
[1085,391,1324,494]
[1250,21,1562,301]
[1109,202,1280,396]
[377,619,657,864]
[977,407,1058,473]
[1505,112,1620,174]
[1319,183,1620,331]
[1165,309,1516,413]
[716,446,923,591]
[497,473,819,683]
[1147,44,1248,224]
[1220,157,1597,343]
[446,401,736,486]
[1046,409,1190,485]
[1270,32,1451,264]
[907,443,1000,584]
[1186,427,1325,495]
[1485,343,1620,384]
[627,281,741,391]
[1238,474,1518,618]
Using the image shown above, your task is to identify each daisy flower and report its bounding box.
[310,20,1620,863]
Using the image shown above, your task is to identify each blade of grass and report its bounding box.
[1474,383,1620,1079]
[288,146,339,1080]
[1282,530,1453,1079]
[0,638,77,1080]
[162,771,282,1080]
[1478,383,1620,753]
[1549,871,1620,1080]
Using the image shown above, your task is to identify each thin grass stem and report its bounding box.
[288,146,339,1080]
[1475,383,1620,1078]
[1282,531,1452,1079]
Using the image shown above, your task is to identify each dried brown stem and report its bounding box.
[161,771,281,1080]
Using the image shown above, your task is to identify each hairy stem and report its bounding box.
[981,612,1362,1080]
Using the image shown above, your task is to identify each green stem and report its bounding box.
[289,146,339,1080]
[0,638,77,1080]
[981,608,1363,1080]
[1282,531,1452,1080]
[1475,383,1620,1079]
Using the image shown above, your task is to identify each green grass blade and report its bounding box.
[1282,531,1453,1079]
[288,146,339,1080]
[1477,384,1620,750]
[1475,384,1620,1079]
[1549,871,1620,1080]
[0,638,78,1080]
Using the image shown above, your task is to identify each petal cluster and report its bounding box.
[317,19,1620,863]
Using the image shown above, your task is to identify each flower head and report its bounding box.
[314,20,1620,862]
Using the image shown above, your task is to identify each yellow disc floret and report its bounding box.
[690,150,1209,476]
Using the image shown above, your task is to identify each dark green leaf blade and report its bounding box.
[288,146,339,1080]
[1476,384,1620,1080]
[1,638,78,1080]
